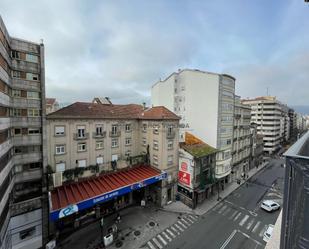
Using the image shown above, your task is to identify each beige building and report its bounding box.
[46,101,180,207]
[46,98,59,114]
[231,96,252,181]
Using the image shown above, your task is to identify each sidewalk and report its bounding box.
[162,161,269,216]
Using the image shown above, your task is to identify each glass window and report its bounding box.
[111,138,118,148]
[55,145,65,155]
[77,126,85,138]
[28,109,40,117]
[142,124,147,132]
[28,128,40,135]
[168,140,173,149]
[55,126,65,136]
[56,163,65,172]
[27,91,40,99]
[96,156,104,164]
[26,73,39,81]
[78,159,86,168]
[12,71,21,78]
[96,141,104,149]
[168,155,173,165]
[19,227,36,240]
[125,124,131,132]
[12,89,21,97]
[153,140,158,150]
[96,125,103,135]
[14,128,21,136]
[111,125,118,135]
[125,150,131,157]
[77,143,86,152]
[25,54,38,63]
[125,138,131,146]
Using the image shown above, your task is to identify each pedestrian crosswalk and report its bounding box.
[145,214,199,249]
[213,202,272,241]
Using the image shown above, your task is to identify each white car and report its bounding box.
[263,224,274,242]
[261,200,280,212]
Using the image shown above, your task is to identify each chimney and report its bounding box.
[142,102,146,110]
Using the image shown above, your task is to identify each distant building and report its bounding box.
[282,131,309,249]
[178,132,217,208]
[46,100,180,236]
[0,16,46,249]
[242,96,290,155]
[152,69,235,187]
[250,124,264,169]
[288,108,297,142]
[46,98,59,114]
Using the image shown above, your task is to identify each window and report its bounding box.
[55,126,65,136]
[19,227,36,240]
[142,137,147,146]
[14,147,23,154]
[12,109,22,116]
[125,138,131,146]
[96,141,104,149]
[77,126,85,138]
[168,155,173,165]
[78,143,86,152]
[154,125,159,134]
[55,145,65,155]
[28,128,40,135]
[111,125,118,135]
[111,154,118,161]
[28,109,40,117]
[222,90,234,98]
[14,164,23,173]
[96,125,103,135]
[12,70,21,78]
[168,140,173,150]
[11,50,20,59]
[27,91,40,99]
[14,128,21,136]
[153,155,158,165]
[111,138,118,148]
[125,150,131,157]
[142,124,147,132]
[56,163,65,172]
[153,140,158,150]
[125,124,131,132]
[25,54,38,63]
[78,159,86,168]
[26,73,39,81]
[167,126,173,135]
[96,156,104,164]
[12,89,21,97]
[227,139,231,145]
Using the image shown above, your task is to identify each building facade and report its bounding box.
[231,96,252,181]
[0,16,46,249]
[46,102,179,234]
[250,124,264,169]
[46,98,59,114]
[151,69,235,186]
[178,132,216,208]
[242,96,290,155]
[281,131,309,249]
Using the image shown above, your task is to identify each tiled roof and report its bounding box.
[47,102,179,120]
[180,132,217,158]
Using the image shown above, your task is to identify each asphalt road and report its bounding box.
[165,159,285,249]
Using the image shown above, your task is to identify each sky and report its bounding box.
[0,0,308,108]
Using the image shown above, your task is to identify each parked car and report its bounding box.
[263,224,274,242]
[261,200,280,212]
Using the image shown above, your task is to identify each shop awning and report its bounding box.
[49,165,167,221]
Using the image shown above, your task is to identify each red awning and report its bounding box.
[50,165,161,211]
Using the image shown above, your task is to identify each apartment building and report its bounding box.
[178,132,216,208]
[231,96,252,181]
[288,108,297,142]
[46,101,179,232]
[250,124,264,169]
[242,96,290,155]
[0,16,46,249]
[152,69,235,186]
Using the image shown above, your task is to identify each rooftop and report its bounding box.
[47,102,180,120]
[180,132,217,158]
[284,131,309,159]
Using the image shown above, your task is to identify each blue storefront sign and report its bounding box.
[50,172,167,221]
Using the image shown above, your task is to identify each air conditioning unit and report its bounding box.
[53,172,63,187]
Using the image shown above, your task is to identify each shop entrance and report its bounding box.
[133,188,145,204]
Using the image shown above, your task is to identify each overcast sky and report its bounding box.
[1,0,308,106]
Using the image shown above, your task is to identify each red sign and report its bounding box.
[181,162,188,172]
[178,171,191,186]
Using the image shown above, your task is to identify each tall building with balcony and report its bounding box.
[231,96,252,181]
[151,69,235,185]
[46,101,179,235]
[0,16,46,249]
[242,96,290,155]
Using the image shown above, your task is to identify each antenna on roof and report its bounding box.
[266,87,269,96]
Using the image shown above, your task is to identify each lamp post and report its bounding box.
[100,217,104,246]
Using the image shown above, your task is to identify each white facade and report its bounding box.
[151,69,235,180]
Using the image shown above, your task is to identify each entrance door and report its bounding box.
[167,188,172,202]
[133,188,145,204]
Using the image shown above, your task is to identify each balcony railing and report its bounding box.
[73,132,89,140]
[109,131,121,137]
[10,197,42,217]
[92,131,106,138]
[166,131,176,139]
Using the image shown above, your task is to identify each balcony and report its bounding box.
[166,131,176,139]
[10,197,42,217]
[13,135,41,146]
[73,132,89,140]
[11,59,40,73]
[14,152,42,165]
[11,117,41,127]
[11,78,41,91]
[92,131,106,139]
[11,98,41,109]
[15,168,42,183]
[109,131,121,137]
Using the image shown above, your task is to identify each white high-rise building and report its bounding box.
[242,96,290,155]
[152,69,235,183]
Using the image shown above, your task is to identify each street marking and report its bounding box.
[233,212,242,221]
[182,218,191,226]
[177,220,188,229]
[162,231,172,242]
[259,225,268,237]
[189,214,198,220]
[219,230,237,249]
[213,202,224,211]
[166,228,176,238]
[185,216,195,223]
[147,241,156,249]
[222,207,232,216]
[249,211,258,217]
[237,230,263,246]
[152,238,163,249]
[218,205,227,214]
[239,215,249,226]
[157,234,167,246]
[171,225,181,235]
[252,221,261,233]
[174,223,184,232]
[229,210,238,220]
[246,218,255,230]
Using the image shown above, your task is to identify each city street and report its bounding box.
[147,159,285,249]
